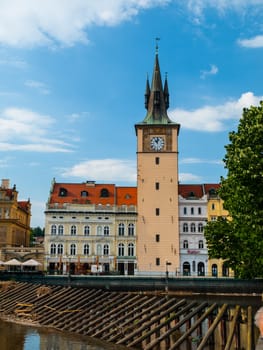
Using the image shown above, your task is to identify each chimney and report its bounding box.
[1,179,10,189]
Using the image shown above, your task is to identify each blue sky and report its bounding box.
[0,0,263,227]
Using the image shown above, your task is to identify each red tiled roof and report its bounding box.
[116,187,137,206]
[49,183,137,206]
[179,183,220,198]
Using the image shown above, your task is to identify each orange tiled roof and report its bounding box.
[49,183,137,206]
[179,183,220,199]
[116,187,137,206]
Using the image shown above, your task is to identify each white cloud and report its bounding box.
[0,0,170,48]
[185,0,263,16]
[170,91,263,132]
[200,64,218,79]
[179,172,202,183]
[25,80,50,95]
[180,157,222,165]
[0,107,74,152]
[0,58,27,68]
[238,35,263,48]
[62,158,136,183]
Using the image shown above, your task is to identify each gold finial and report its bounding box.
[155,37,160,54]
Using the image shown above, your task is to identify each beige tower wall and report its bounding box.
[136,127,180,275]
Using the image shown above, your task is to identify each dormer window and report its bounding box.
[81,191,89,197]
[59,187,67,197]
[100,188,109,198]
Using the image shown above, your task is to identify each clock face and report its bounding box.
[150,136,165,151]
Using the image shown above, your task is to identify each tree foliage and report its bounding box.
[205,102,263,278]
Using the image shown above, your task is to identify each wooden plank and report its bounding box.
[224,305,240,350]
[196,304,228,350]
[168,303,218,350]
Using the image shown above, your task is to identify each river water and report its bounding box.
[0,319,127,350]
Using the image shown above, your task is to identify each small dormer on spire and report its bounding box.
[144,74,150,109]
[164,72,169,109]
[141,39,173,125]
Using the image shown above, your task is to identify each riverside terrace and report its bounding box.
[0,278,262,350]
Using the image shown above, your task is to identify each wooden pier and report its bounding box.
[0,281,261,349]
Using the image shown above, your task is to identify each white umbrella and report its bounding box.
[4,258,22,266]
[22,259,42,266]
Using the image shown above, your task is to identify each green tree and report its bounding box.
[30,226,44,246]
[205,102,263,278]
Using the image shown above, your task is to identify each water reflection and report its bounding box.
[0,320,127,350]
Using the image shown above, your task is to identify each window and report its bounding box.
[51,225,56,235]
[104,226,109,236]
[155,182,159,190]
[199,240,204,249]
[97,226,102,235]
[190,223,196,232]
[84,225,90,236]
[50,243,56,255]
[57,244,63,255]
[156,234,160,242]
[128,223,134,236]
[198,223,203,233]
[58,225,64,235]
[103,244,109,256]
[191,207,194,215]
[118,223,125,236]
[59,187,67,197]
[70,244,76,255]
[156,208,160,216]
[183,207,187,215]
[128,243,134,256]
[83,244,89,255]
[183,223,188,233]
[97,244,102,256]
[118,243,125,256]
[183,240,188,249]
[212,203,215,210]
[71,225,77,236]
[156,257,160,266]
[155,157,159,165]
[81,191,88,197]
[100,188,109,197]
[198,207,201,215]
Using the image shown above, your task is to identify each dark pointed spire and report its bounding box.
[141,41,173,124]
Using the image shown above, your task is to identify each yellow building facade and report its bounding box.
[206,188,234,277]
[0,179,31,252]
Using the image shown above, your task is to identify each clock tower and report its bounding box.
[135,47,180,275]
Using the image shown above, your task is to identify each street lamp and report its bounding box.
[165,261,172,294]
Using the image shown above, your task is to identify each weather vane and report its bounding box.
[155,37,160,54]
